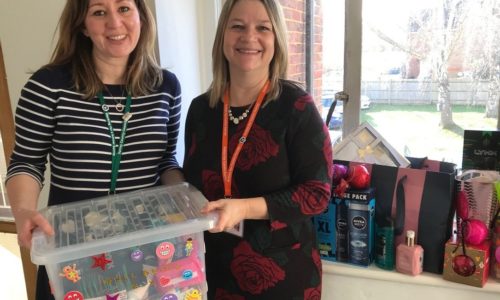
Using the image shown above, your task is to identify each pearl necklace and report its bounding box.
[228,103,254,125]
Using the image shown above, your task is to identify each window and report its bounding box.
[318,0,499,166]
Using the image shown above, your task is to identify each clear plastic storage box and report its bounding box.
[30,183,216,300]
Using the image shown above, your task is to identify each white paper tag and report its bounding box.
[224,221,244,237]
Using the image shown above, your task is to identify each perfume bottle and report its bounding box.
[375,217,394,270]
[396,230,424,275]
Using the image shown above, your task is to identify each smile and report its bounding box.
[237,48,262,54]
[108,35,126,41]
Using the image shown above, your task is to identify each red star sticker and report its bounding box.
[91,253,112,270]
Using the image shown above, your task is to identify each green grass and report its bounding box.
[359,104,497,164]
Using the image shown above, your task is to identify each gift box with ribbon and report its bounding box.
[493,215,500,281]
[443,238,491,288]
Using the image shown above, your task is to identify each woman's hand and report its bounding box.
[201,197,269,233]
[6,175,53,249]
[13,208,54,249]
[201,198,250,233]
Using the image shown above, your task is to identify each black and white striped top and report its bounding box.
[6,64,182,205]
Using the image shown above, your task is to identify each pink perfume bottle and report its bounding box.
[396,230,424,276]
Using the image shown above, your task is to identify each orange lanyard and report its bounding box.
[221,80,270,198]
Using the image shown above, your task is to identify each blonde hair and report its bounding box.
[209,0,289,107]
[46,0,162,99]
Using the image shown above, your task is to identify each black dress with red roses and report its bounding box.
[183,80,333,300]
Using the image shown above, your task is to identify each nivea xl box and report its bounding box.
[343,188,375,267]
[313,200,336,261]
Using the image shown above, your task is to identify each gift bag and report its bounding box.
[334,157,457,274]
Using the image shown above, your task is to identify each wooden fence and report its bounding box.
[323,79,493,105]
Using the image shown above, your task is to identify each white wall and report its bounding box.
[154,0,218,163]
[1,1,218,205]
[0,0,64,116]
[0,0,65,208]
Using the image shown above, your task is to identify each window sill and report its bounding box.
[321,260,500,300]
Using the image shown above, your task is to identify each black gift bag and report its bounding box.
[334,157,457,274]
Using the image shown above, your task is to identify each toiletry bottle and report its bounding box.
[375,217,395,270]
[335,198,349,262]
[348,200,372,266]
[396,230,424,275]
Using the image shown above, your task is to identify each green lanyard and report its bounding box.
[98,92,132,194]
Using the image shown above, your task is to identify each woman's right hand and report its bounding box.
[13,208,54,249]
[6,174,53,249]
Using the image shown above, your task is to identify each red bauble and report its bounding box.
[347,165,371,189]
[452,254,476,277]
[334,178,350,198]
[463,219,488,245]
[332,164,348,185]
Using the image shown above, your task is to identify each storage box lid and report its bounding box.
[31,183,217,265]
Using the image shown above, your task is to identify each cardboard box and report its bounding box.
[313,201,337,262]
[30,183,216,300]
[344,188,376,267]
[492,216,500,281]
[443,239,491,288]
[314,188,376,266]
[462,129,500,171]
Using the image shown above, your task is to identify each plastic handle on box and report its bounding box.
[205,212,219,230]
[30,228,51,263]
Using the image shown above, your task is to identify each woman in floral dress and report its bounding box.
[183,0,332,299]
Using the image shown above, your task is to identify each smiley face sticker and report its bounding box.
[161,294,178,300]
[130,249,144,262]
[64,291,84,300]
[156,241,175,262]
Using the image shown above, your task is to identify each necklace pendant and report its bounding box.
[233,118,240,125]
[115,103,124,112]
[122,112,133,121]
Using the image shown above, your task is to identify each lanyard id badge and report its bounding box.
[98,92,132,194]
[220,80,270,237]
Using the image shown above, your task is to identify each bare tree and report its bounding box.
[369,0,497,129]
[428,0,472,128]
[463,0,500,120]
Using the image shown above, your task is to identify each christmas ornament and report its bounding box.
[463,219,488,246]
[332,164,348,185]
[452,254,476,277]
[347,165,371,189]
[334,178,350,198]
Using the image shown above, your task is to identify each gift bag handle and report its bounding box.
[394,175,407,236]
[457,169,500,183]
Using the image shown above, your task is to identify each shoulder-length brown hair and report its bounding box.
[46,0,162,99]
[208,0,289,107]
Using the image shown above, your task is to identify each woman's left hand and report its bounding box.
[201,199,249,233]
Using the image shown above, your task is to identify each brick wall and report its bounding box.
[312,0,323,108]
[280,0,323,108]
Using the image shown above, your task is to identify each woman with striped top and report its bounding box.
[5,1,183,299]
